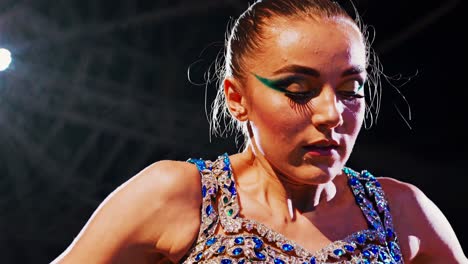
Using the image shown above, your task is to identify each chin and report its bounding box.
[302,163,342,184]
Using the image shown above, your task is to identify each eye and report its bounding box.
[253,74,321,104]
[270,76,307,92]
[337,80,365,100]
[270,77,320,104]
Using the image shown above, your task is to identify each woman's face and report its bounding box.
[243,17,367,184]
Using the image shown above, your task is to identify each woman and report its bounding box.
[52,0,467,263]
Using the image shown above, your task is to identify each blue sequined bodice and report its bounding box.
[182,153,403,263]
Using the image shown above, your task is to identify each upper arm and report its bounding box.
[380,178,467,264]
[51,160,202,264]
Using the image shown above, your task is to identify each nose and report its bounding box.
[311,87,343,130]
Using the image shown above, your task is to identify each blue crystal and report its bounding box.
[370,245,379,254]
[389,241,401,257]
[349,177,359,186]
[310,257,316,264]
[238,260,245,264]
[228,182,237,195]
[205,237,216,246]
[202,185,207,198]
[252,237,263,249]
[355,196,364,203]
[344,245,355,252]
[372,221,382,230]
[386,228,394,238]
[217,246,226,254]
[206,205,213,216]
[224,153,230,165]
[232,247,243,256]
[379,251,390,262]
[362,250,371,258]
[375,193,383,202]
[194,252,203,261]
[357,233,366,244]
[333,249,345,257]
[281,243,294,252]
[195,159,206,171]
[220,259,232,264]
[254,251,266,260]
[234,237,244,244]
[274,258,285,264]
[369,209,377,217]
[392,254,401,261]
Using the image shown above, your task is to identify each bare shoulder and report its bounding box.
[377,177,467,263]
[376,177,420,211]
[52,159,202,264]
[130,159,202,200]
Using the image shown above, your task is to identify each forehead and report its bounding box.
[252,18,366,74]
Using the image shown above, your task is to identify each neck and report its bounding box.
[233,143,341,221]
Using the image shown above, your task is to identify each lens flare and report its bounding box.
[0,48,12,71]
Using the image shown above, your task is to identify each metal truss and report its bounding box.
[1,0,460,262]
[0,0,238,261]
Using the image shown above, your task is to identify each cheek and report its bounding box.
[250,95,306,143]
[341,101,365,135]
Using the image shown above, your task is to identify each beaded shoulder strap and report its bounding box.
[215,153,243,233]
[343,167,403,261]
[187,156,221,241]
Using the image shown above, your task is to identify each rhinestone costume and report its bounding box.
[182,153,403,264]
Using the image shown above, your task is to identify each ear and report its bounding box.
[224,77,248,122]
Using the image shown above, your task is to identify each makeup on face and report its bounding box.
[253,70,365,104]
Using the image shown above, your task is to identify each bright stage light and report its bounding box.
[0,48,12,71]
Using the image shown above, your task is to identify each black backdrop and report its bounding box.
[0,0,466,263]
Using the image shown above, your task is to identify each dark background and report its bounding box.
[0,0,466,263]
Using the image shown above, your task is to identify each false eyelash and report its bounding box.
[339,91,365,99]
[283,91,317,104]
[270,76,305,88]
[283,90,316,98]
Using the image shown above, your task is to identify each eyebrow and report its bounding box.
[272,64,365,78]
[273,64,320,77]
[342,66,365,77]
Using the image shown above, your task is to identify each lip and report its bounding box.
[303,139,340,156]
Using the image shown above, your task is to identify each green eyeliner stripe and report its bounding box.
[253,73,285,92]
[254,72,365,95]
[358,83,364,91]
